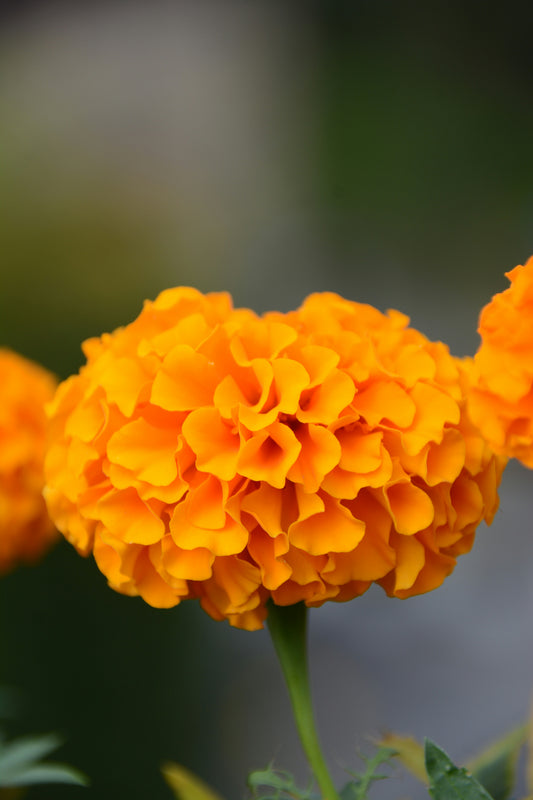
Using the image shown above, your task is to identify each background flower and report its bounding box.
[44,288,504,630]
[469,256,533,467]
[0,349,58,573]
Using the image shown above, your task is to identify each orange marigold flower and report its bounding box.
[43,288,504,630]
[0,349,58,572]
[469,255,533,467]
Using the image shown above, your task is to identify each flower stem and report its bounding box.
[266,601,340,800]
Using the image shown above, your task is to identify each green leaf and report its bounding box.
[247,767,294,793]
[468,725,527,800]
[247,763,319,800]
[378,733,427,783]
[162,762,225,800]
[0,733,64,776]
[1,764,88,787]
[341,746,396,800]
[0,732,87,788]
[425,739,494,800]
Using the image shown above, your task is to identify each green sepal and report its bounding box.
[425,739,494,800]
[162,762,225,800]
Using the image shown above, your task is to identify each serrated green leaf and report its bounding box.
[0,763,88,787]
[247,766,295,793]
[468,725,527,800]
[425,739,494,800]
[0,733,64,777]
[342,746,396,800]
[162,762,225,800]
[247,763,320,800]
[378,733,427,782]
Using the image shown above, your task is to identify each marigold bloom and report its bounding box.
[0,349,58,572]
[469,256,533,467]
[44,288,504,630]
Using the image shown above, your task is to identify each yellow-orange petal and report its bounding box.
[248,529,292,590]
[170,501,249,556]
[287,424,342,493]
[160,536,214,580]
[289,492,365,555]
[387,532,426,592]
[134,548,185,608]
[96,487,166,545]
[240,482,285,537]
[151,345,218,411]
[352,381,416,429]
[182,407,240,480]
[296,370,355,424]
[238,422,301,488]
[107,417,179,486]
[186,475,227,530]
[98,357,149,417]
[402,383,460,454]
[381,481,435,535]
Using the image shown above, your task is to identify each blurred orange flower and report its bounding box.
[0,349,58,572]
[44,288,504,630]
[470,255,533,467]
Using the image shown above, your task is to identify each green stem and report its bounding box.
[266,601,340,800]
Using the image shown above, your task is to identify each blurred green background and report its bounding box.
[1,2,532,798]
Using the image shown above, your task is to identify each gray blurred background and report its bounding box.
[0,2,532,798]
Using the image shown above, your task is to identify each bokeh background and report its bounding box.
[1,2,533,798]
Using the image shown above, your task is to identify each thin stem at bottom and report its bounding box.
[266,601,340,800]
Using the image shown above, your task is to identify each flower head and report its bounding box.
[0,349,58,572]
[469,255,533,467]
[44,288,504,629]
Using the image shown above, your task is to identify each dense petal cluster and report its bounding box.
[44,288,504,629]
[0,349,58,572]
[470,255,533,467]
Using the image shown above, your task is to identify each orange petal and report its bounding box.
[134,548,184,608]
[389,532,425,592]
[182,407,240,480]
[337,427,383,473]
[450,475,484,528]
[160,535,214,580]
[402,383,460,454]
[425,429,466,486]
[289,492,365,555]
[240,482,285,537]
[151,345,218,411]
[97,487,166,544]
[248,529,291,590]
[107,417,179,486]
[186,475,226,529]
[99,357,149,417]
[297,370,355,424]
[382,481,434,535]
[287,424,342,492]
[170,501,249,556]
[65,399,106,442]
[229,320,298,365]
[211,556,262,609]
[238,422,301,488]
[352,381,416,429]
